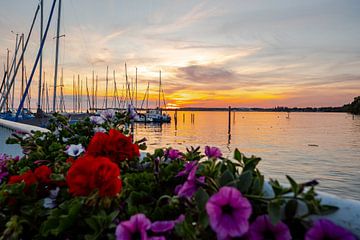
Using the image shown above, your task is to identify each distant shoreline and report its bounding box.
[163,106,348,112]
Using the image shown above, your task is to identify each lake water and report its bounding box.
[134,111,360,200]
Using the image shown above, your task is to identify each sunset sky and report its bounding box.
[0,0,360,109]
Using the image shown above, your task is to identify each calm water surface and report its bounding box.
[134,111,360,200]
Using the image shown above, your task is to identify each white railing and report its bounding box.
[0,119,49,156]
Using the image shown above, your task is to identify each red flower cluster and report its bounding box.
[87,129,140,164]
[66,155,122,197]
[8,165,52,191]
[8,170,37,188]
[34,165,52,184]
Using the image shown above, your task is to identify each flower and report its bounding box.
[0,154,15,183]
[305,219,356,240]
[205,146,222,159]
[90,115,105,125]
[94,126,106,133]
[66,155,122,197]
[115,213,151,240]
[176,161,197,177]
[205,186,252,240]
[8,170,37,192]
[43,187,60,209]
[100,109,116,120]
[166,148,182,160]
[65,144,85,157]
[249,215,291,240]
[87,129,140,164]
[151,215,185,233]
[176,164,205,198]
[34,165,52,184]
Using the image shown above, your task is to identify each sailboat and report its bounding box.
[133,70,171,123]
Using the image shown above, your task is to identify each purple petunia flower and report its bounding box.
[176,165,205,198]
[65,144,85,157]
[90,116,105,125]
[205,146,222,159]
[0,154,19,183]
[166,148,182,160]
[305,219,356,240]
[205,186,252,240]
[176,161,197,177]
[94,126,106,133]
[100,109,116,120]
[115,214,151,240]
[116,213,183,240]
[151,214,185,233]
[249,215,291,240]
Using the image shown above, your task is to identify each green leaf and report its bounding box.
[195,188,209,211]
[284,199,298,219]
[286,175,300,196]
[268,200,281,225]
[40,198,83,237]
[318,204,339,215]
[219,170,234,186]
[237,171,253,193]
[243,157,261,172]
[234,148,241,162]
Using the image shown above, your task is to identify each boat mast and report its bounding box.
[21,33,25,107]
[135,67,137,109]
[158,70,161,109]
[72,74,75,112]
[6,49,9,112]
[125,63,128,107]
[37,0,43,113]
[92,70,94,110]
[105,66,109,109]
[52,0,61,112]
[11,33,19,111]
[95,74,98,110]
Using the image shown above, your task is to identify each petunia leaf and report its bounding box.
[284,199,298,219]
[237,170,253,193]
[286,175,300,196]
[195,187,209,211]
[219,170,234,187]
[234,148,241,161]
[268,200,281,225]
[318,204,339,215]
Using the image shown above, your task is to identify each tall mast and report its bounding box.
[6,49,9,111]
[37,0,43,112]
[21,34,25,106]
[95,75,98,109]
[77,74,80,113]
[125,63,128,106]
[158,70,161,109]
[11,33,19,110]
[92,70,94,110]
[105,66,109,109]
[72,74,75,112]
[59,68,64,112]
[52,0,61,112]
[135,67,137,109]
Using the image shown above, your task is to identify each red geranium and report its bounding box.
[87,129,140,164]
[66,155,122,197]
[8,170,37,191]
[34,165,52,184]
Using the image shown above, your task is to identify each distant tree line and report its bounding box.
[343,96,360,115]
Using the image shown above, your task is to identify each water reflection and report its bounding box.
[134,112,360,199]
